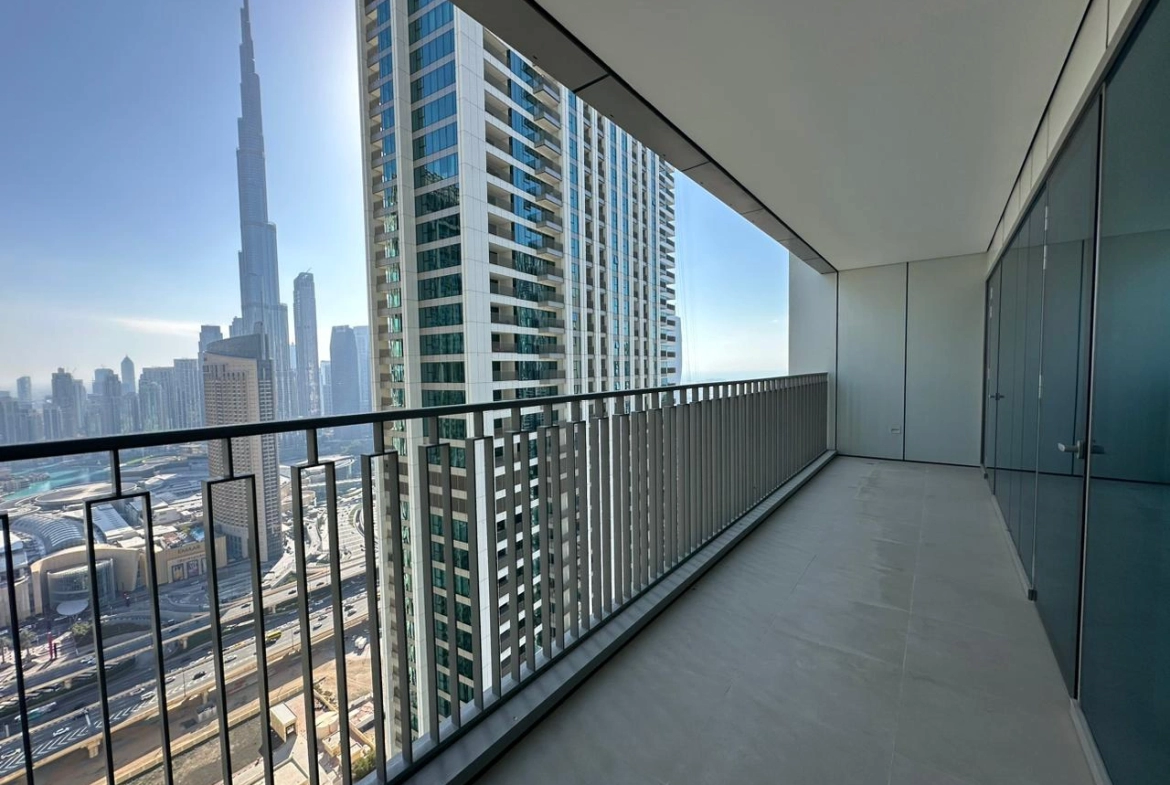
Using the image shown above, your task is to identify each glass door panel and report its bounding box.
[1081,1,1170,782]
[1034,100,1098,693]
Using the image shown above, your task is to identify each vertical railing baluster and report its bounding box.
[536,428,552,662]
[416,439,440,742]
[482,431,501,702]
[1,514,35,785]
[569,417,584,639]
[125,481,177,785]
[598,402,612,616]
[619,412,632,602]
[241,464,274,785]
[520,426,537,676]
[84,503,116,784]
[321,459,353,782]
[358,449,387,780]
[549,423,563,650]
[385,452,412,766]
[504,431,521,687]
[289,464,320,785]
[649,399,661,581]
[669,402,678,568]
[590,402,604,621]
[631,410,643,592]
[197,476,234,785]
[464,417,484,713]
[438,444,458,732]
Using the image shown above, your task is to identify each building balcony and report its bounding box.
[489,311,565,331]
[491,369,567,383]
[532,104,560,131]
[534,76,560,107]
[489,280,565,306]
[533,185,562,209]
[533,158,562,184]
[491,341,566,356]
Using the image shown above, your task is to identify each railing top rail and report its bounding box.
[0,374,827,463]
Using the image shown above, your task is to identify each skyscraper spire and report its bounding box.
[234,0,294,419]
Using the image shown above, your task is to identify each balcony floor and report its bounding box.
[476,458,1095,785]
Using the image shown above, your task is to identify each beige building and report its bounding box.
[202,334,282,563]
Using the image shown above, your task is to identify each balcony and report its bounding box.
[488,280,565,306]
[491,369,567,383]
[0,375,828,785]
[531,104,560,131]
[491,341,566,356]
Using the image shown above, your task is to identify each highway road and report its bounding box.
[3,552,369,696]
[0,582,372,778]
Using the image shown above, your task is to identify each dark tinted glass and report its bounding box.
[1033,101,1098,693]
[1081,2,1170,782]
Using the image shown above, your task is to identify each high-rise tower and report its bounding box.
[329,326,361,416]
[293,272,321,417]
[355,0,679,746]
[235,0,293,420]
[202,334,281,562]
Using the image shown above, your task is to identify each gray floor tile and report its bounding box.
[476,458,1095,785]
[737,629,904,746]
[903,615,1069,707]
[796,558,916,610]
[702,681,895,785]
[895,672,1094,785]
[910,572,1046,642]
[769,584,910,666]
[888,753,977,785]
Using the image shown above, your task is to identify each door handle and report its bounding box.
[1057,440,1083,456]
[989,393,1005,401]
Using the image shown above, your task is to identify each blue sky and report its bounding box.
[0,0,787,392]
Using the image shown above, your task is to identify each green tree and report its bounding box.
[71,620,93,645]
[352,750,376,779]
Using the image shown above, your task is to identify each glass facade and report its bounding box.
[981,3,1170,781]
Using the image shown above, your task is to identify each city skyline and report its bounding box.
[0,0,788,394]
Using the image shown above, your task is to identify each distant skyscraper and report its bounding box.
[234,0,294,421]
[230,317,246,338]
[92,368,117,396]
[202,334,281,562]
[172,359,203,429]
[16,376,31,404]
[320,360,332,416]
[121,356,136,395]
[138,367,176,432]
[199,325,224,357]
[329,327,360,416]
[293,272,321,417]
[353,325,370,412]
[50,369,79,438]
[92,369,123,437]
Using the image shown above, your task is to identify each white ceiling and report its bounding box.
[522,0,1087,270]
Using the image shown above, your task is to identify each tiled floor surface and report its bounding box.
[476,458,1095,785]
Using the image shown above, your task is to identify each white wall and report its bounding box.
[905,254,986,464]
[837,264,907,459]
[788,259,837,448]
[789,254,986,465]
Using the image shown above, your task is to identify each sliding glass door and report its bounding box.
[1080,1,1170,781]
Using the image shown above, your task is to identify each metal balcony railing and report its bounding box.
[0,374,827,785]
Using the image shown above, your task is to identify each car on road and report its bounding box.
[165,675,176,684]
[53,727,69,737]
[192,671,207,681]
[225,654,237,663]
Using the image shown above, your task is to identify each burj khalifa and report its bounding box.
[234,0,294,419]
